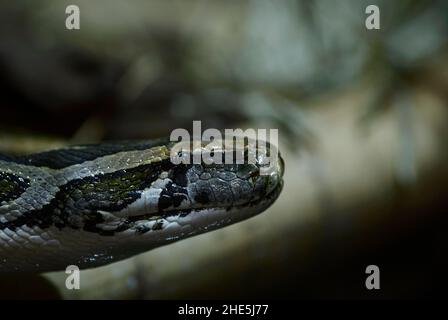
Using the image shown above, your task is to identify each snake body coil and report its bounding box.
[0,138,284,272]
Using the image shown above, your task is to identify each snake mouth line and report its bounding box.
[125,179,284,226]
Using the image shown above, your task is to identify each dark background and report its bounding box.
[0,0,447,299]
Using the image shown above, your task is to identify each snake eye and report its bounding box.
[236,164,259,179]
[249,170,258,178]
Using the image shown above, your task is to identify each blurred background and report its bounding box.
[0,0,447,299]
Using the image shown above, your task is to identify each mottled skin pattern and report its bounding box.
[0,139,284,272]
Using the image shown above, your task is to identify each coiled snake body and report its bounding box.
[0,138,284,273]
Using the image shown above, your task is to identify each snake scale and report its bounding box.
[0,137,284,273]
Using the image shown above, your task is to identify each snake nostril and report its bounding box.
[279,155,285,178]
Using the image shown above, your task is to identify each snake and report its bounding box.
[0,137,284,273]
